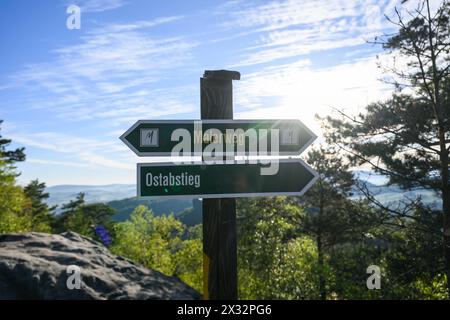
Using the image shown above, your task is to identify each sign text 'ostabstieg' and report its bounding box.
[137,159,317,199]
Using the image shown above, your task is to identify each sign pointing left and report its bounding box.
[120,119,316,157]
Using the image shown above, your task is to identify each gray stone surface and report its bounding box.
[0,231,201,300]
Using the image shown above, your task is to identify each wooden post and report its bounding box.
[201,70,240,300]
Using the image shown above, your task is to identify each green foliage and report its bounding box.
[23,180,55,232]
[320,0,450,297]
[53,192,116,241]
[414,274,449,300]
[237,197,324,299]
[53,192,85,233]
[328,242,386,299]
[0,121,32,233]
[67,205,115,238]
[301,147,367,247]
[111,205,202,292]
[0,161,31,233]
[173,238,203,292]
[322,94,445,189]
[276,236,331,300]
[0,166,53,234]
[300,146,384,299]
[0,122,51,234]
[61,192,86,213]
[0,120,25,164]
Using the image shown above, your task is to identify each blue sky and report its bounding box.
[0,0,425,186]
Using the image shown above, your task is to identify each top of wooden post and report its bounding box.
[203,70,240,81]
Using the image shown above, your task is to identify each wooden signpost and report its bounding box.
[120,69,318,300]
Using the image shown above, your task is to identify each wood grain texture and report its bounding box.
[201,70,239,300]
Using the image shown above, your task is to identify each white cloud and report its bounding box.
[0,12,200,185]
[10,131,132,170]
[69,0,126,12]
[234,36,370,67]
[7,16,197,123]
[92,16,184,33]
[27,158,90,168]
[219,0,411,66]
[9,128,192,174]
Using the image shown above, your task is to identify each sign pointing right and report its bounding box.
[137,159,318,199]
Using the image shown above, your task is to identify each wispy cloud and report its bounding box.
[10,131,133,170]
[10,129,180,173]
[92,16,184,33]
[27,158,90,168]
[68,0,126,12]
[218,0,404,66]
[0,10,201,184]
[5,15,197,123]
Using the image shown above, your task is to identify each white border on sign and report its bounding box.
[136,158,319,200]
[120,119,317,157]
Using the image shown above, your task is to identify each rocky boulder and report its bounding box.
[0,231,201,300]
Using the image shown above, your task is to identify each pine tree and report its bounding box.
[53,193,85,232]
[322,0,450,294]
[23,180,56,232]
[0,120,25,164]
[0,120,31,233]
[301,146,382,299]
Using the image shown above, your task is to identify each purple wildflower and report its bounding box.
[94,225,112,246]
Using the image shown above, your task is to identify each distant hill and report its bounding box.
[45,184,135,208]
[351,181,441,209]
[176,199,203,226]
[108,197,202,226]
[108,197,192,220]
[44,184,202,225]
[45,174,442,227]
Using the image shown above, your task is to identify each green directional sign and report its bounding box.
[120,120,316,156]
[137,159,318,199]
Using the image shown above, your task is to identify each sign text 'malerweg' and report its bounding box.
[120,120,316,157]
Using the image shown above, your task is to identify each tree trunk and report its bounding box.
[443,193,450,297]
[317,233,326,300]
[425,0,450,296]
[439,128,450,297]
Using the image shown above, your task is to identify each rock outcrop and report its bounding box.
[0,232,200,300]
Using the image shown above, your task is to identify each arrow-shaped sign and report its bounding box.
[120,119,316,157]
[137,159,318,199]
